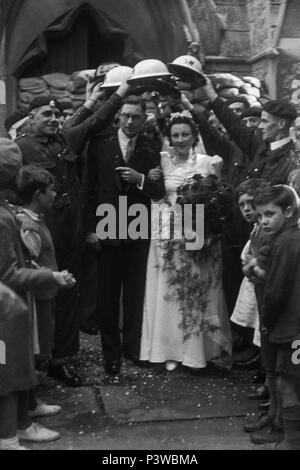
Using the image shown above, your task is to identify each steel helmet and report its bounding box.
[168,55,206,87]
[100,66,133,89]
[127,59,171,84]
[92,62,120,83]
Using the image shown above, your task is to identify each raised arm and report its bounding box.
[63,82,131,154]
[181,92,244,165]
[201,77,260,160]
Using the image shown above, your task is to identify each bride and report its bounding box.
[140,111,232,371]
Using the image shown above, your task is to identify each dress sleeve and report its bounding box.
[241,240,251,265]
[209,155,223,178]
[195,154,223,178]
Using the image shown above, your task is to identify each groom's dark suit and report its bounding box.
[84,130,165,367]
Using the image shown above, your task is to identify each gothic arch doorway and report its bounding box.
[14,4,127,78]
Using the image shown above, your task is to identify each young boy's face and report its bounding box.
[36,183,56,211]
[255,202,288,235]
[238,193,256,223]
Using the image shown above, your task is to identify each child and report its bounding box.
[231,179,267,338]
[241,187,285,445]
[231,180,286,444]
[0,138,72,450]
[254,185,300,449]
[17,165,75,417]
[17,166,74,361]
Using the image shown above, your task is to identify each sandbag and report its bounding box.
[209,73,243,89]
[239,94,261,107]
[219,87,240,98]
[42,73,69,90]
[247,87,261,99]
[239,83,253,95]
[19,78,48,94]
[243,76,261,89]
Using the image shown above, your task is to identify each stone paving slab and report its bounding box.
[99,367,255,424]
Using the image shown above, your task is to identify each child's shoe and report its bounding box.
[0,435,29,450]
[244,413,273,432]
[250,423,284,444]
[29,402,62,418]
[18,422,60,442]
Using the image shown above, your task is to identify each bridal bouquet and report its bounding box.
[160,174,235,340]
[176,173,235,249]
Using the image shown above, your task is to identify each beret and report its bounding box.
[240,106,262,119]
[28,95,63,113]
[4,110,28,131]
[226,96,250,108]
[0,138,23,187]
[263,100,297,121]
[60,100,74,110]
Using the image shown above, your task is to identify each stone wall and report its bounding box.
[278,59,300,111]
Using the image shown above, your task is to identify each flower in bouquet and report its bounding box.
[176,173,235,244]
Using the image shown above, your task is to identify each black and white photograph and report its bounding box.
[0,0,300,453]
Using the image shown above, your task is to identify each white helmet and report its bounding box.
[127,59,171,84]
[100,66,133,89]
[168,55,206,87]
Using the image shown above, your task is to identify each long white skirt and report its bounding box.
[140,240,232,368]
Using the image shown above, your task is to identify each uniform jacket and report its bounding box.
[16,93,123,208]
[212,97,299,184]
[82,131,165,245]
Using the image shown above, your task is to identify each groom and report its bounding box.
[84,95,165,374]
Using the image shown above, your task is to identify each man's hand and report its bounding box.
[89,83,105,102]
[115,167,143,185]
[85,83,105,110]
[116,72,136,98]
[201,75,218,103]
[148,166,163,181]
[181,93,194,112]
[86,232,101,251]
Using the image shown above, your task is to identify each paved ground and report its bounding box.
[25,334,272,451]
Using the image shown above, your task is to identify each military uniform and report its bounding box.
[212,97,300,184]
[17,92,123,359]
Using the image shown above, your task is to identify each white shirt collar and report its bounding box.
[270,137,291,151]
[21,208,41,222]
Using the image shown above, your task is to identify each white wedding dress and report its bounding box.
[140,150,232,368]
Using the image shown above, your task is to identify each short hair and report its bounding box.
[254,185,298,216]
[236,178,269,201]
[288,169,300,196]
[121,95,146,114]
[166,114,199,146]
[18,165,54,204]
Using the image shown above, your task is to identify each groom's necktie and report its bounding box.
[125,138,135,162]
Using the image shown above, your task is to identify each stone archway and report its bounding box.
[13,3,127,78]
